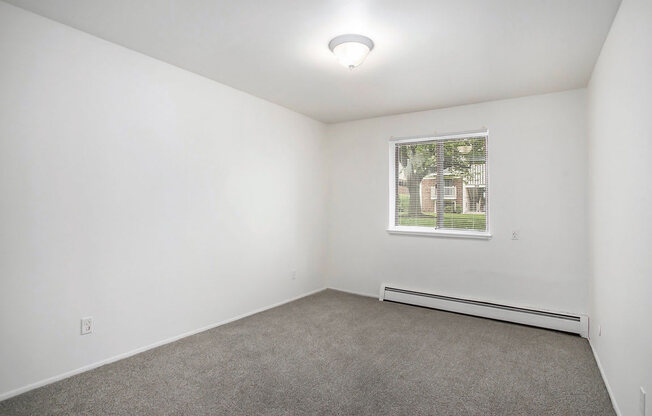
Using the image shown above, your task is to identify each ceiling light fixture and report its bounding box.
[328,34,374,70]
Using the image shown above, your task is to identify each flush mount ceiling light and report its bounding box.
[328,34,374,70]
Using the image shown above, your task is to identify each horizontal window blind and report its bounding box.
[392,134,488,233]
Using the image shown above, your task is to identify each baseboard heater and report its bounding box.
[380,284,588,338]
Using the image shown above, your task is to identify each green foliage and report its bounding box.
[398,143,438,180]
[397,137,486,180]
[398,192,484,229]
[396,137,486,217]
[397,213,486,231]
[444,201,462,214]
[397,193,410,215]
[443,138,486,183]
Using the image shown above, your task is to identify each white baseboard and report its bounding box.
[0,287,326,402]
[589,339,621,416]
[327,286,378,299]
[379,283,589,337]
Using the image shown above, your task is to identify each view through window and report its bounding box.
[390,133,488,234]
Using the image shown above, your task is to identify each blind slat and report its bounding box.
[392,136,488,232]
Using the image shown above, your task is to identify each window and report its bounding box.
[388,131,490,238]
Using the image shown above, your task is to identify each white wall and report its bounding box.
[0,2,326,398]
[587,0,652,414]
[4,0,649,409]
[325,90,589,314]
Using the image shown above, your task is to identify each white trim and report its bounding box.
[485,135,491,232]
[589,340,622,416]
[578,315,589,338]
[326,286,379,299]
[380,283,588,337]
[379,283,586,323]
[0,287,326,402]
[390,129,489,144]
[388,140,397,228]
[387,226,492,239]
[430,185,457,200]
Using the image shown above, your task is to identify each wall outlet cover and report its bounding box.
[81,317,93,335]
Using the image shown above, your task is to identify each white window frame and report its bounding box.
[387,129,491,239]
[431,186,457,199]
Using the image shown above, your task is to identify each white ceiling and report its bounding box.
[5,0,621,123]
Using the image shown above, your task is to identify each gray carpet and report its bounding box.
[0,289,614,415]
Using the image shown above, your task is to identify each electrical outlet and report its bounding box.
[291,270,297,280]
[511,231,519,240]
[80,317,93,335]
[598,325,602,336]
[640,387,646,416]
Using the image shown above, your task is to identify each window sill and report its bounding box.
[386,227,492,239]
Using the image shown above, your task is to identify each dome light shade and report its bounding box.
[329,34,374,69]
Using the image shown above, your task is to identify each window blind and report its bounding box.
[391,134,488,233]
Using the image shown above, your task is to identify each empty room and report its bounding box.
[1,0,650,415]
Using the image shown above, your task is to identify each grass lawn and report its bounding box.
[398,212,486,230]
[397,194,486,230]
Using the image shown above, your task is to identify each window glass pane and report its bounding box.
[394,136,487,231]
